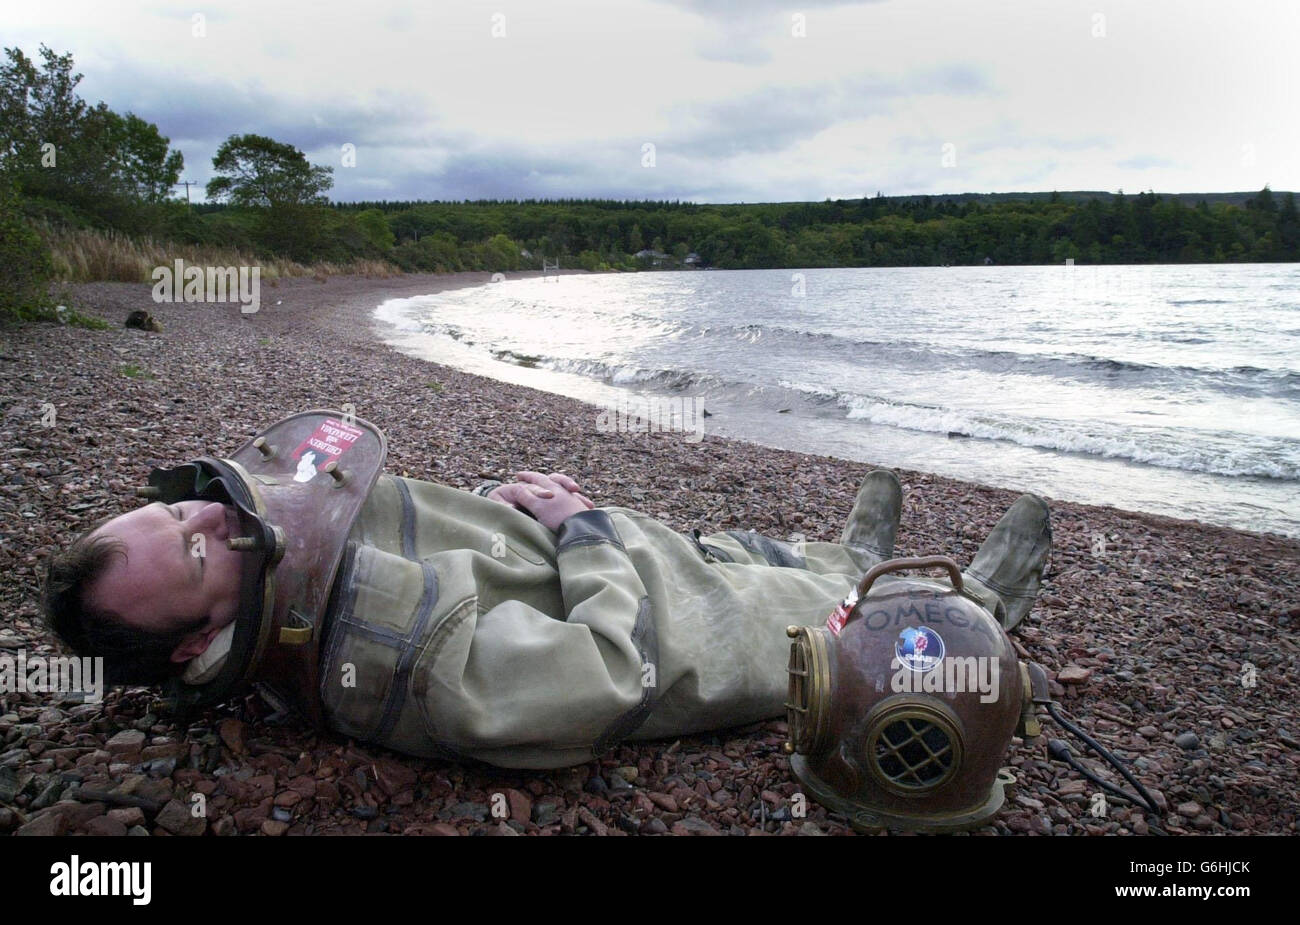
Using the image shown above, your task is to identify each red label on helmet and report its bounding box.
[826,587,859,636]
[288,418,365,483]
[292,418,363,463]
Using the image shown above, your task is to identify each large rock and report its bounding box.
[37,800,106,828]
[373,758,416,797]
[218,719,246,755]
[84,815,129,837]
[0,767,20,802]
[155,799,207,837]
[505,788,532,823]
[16,813,67,836]
[105,729,146,755]
[670,815,720,836]
[108,807,146,828]
[124,310,163,333]
[233,806,269,833]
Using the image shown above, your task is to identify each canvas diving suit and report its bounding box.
[317,474,877,769]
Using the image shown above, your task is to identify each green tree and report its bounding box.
[576,249,604,271]
[1248,185,1276,213]
[1279,192,1299,251]
[206,134,333,207]
[353,208,395,252]
[0,45,83,180]
[0,178,54,320]
[109,112,184,202]
[0,45,114,202]
[483,233,520,271]
[0,45,183,218]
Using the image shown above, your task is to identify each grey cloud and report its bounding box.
[330,66,998,201]
[79,63,450,194]
[658,0,883,15]
[352,146,612,201]
[349,139,738,202]
[84,65,439,152]
[966,134,1110,155]
[890,133,1110,158]
[665,66,994,159]
[364,133,886,204]
[684,0,891,66]
[1117,154,1176,169]
[50,20,1105,205]
[696,34,774,65]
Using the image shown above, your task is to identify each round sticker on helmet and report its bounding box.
[895,626,945,672]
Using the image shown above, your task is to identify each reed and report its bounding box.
[37,223,401,283]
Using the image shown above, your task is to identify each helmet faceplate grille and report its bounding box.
[866,703,964,795]
[875,718,955,787]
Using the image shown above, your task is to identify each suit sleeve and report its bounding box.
[469,479,503,498]
[429,509,659,769]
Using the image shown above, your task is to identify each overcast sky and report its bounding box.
[7,0,1297,203]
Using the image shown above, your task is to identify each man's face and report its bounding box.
[87,500,245,663]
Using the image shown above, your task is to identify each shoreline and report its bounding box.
[0,271,1296,836]
[372,269,1297,543]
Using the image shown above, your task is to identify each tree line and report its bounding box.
[331,187,1299,270]
[3,43,1298,319]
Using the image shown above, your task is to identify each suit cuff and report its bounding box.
[555,509,626,552]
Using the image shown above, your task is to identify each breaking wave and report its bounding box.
[833,392,1300,480]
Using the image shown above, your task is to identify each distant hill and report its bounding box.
[868,190,1296,208]
[309,190,1296,211]
[313,187,1298,270]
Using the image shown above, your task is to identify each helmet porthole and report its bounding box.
[865,702,964,796]
[784,626,831,755]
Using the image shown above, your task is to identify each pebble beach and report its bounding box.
[1,270,1297,836]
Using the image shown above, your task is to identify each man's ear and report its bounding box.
[169,623,222,663]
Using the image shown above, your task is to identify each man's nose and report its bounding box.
[187,502,230,540]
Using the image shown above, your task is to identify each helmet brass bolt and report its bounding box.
[135,486,160,499]
[783,741,795,755]
[253,437,276,459]
[786,625,801,638]
[227,536,258,551]
[322,461,348,486]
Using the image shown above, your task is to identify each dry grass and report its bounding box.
[39,223,401,283]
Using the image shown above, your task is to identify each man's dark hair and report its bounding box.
[41,520,207,686]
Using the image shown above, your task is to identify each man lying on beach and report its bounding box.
[40,410,1052,770]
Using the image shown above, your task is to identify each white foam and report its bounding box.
[373,297,430,332]
[839,395,1298,480]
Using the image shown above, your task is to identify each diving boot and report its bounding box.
[961,493,1052,632]
[839,468,903,568]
